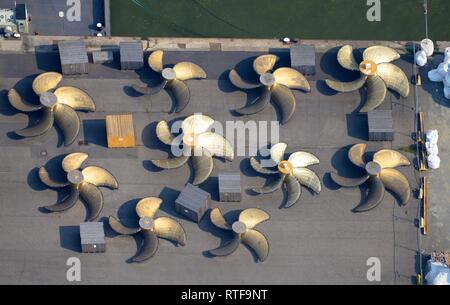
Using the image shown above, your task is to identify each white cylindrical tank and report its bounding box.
[421,38,434,57]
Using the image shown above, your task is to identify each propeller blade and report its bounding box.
[156,120,174,145]
[353,176,385,212]
[271,84,296,124]
[373,149,410,169]
[79,182,104,221]
[376,63,410,97]
[54,87,96,111]
[108,216,141,235]
[44,186,79,212]
[182,114,214,135]
[15,108,54,138]
[293,168,322,194]
[363,46,400,64]
[229,69,261,90]
[273,68,310,91]
[8,89,42,112]
[241,229,269,262]
[379,168,411,205]
[270,142,287,164]
[173,62,207,81]
[210,208,232,230]
[38,166,69,189]
[239,208,270,229]
[252,175,284,194]
[151,156,189,169]
[132,80,167,95]
[154,216,187,246]
[337,45,360,71]
[288,151,319,168]
[235,87,271,115]
[197,131,234,161]
[253,54,279,75]
[348,143,367,168]
[330,172,370,187]
[62,152,88,173]
[284,174,301,208]
[136,197,162,218]
[192,147,213,185]
[325,75,367,93]
[210,235,241,257]
[166,79,190,112]
[148,50,164,73]
[360,75,387,112]
[82,166,119,189]
[250,157,278,175]
[131,230,159,263]
[32,72,63,95]
[53,104,80,146]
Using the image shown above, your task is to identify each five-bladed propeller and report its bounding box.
[9,72,96,146]
[330,144,411,212]
[251,143,322,208]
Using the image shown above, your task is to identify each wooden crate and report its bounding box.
[175,184,210,223]
[218,172,242,202]
[80,222,106,253]
[367,110,394,141]
[106,114,136,148]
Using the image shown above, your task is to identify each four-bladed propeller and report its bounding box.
[330,144,411,212]
[151,114,234,185]
[8,72,96,146]
[132,49,207,112]
[251,143,322,208]
[229,54,311,124]
[325,45,410,112]
[209,207,270,262]
[109,197,187,263]
[39,153,118,221]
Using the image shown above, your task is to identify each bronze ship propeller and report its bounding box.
[209,207,270,262]
[39,153,118,221]
[8,72,96,146]
[229,54,311,124]
[330,144,411,212]
[325,45,410,112]
[133,49,207,112]
[109,197,187,263]
[151,114,234,185]
[251,143,322,208]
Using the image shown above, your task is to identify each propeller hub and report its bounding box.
[67,170,84,185]
[40,91,58,108]
[365,161,381,176]
[359,60,378,76]
[278,160,293,174]
[232,221,247,234]
[260,73,275,87]
[139,217,155,230]
[182,133,197,147]
[162,68,176,80]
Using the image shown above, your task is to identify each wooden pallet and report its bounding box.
[106,114,136,148]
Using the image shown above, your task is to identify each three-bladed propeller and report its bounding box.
[132,49,207,112]
[8,72,96,146]
[250,143,322,208]
[229,54,310,124]
[39,153,118,221]
[109,197,187,263]
[330,143,411,212]
[325,45,410,112]
[151,114,234,185]
[209,207,270,262]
